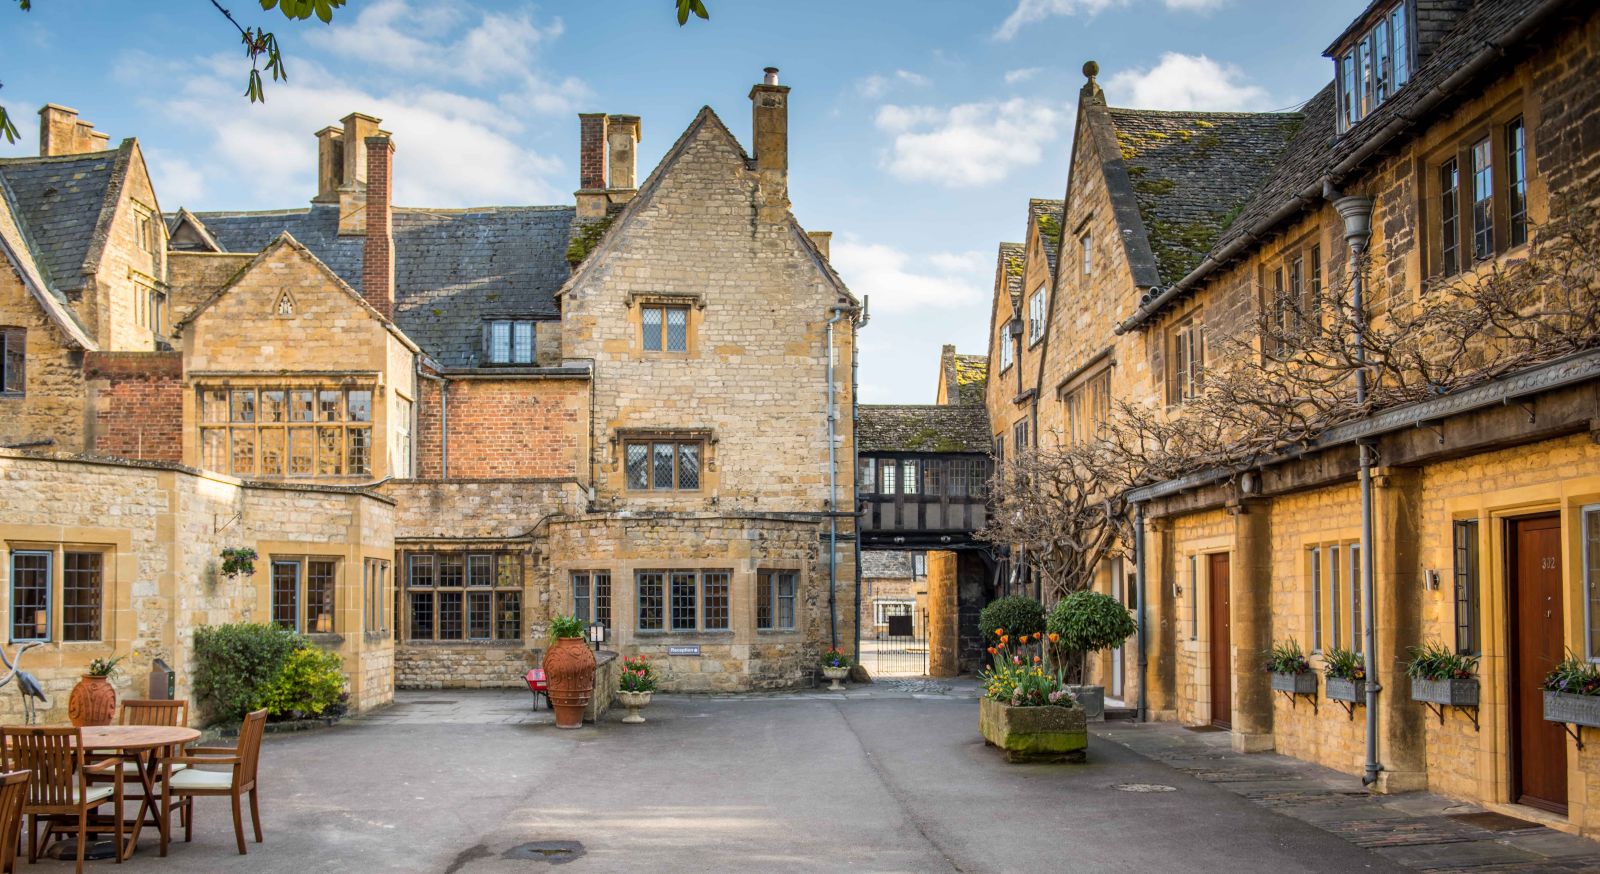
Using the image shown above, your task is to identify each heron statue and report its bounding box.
[0,642,49,724]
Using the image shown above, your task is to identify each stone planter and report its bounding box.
[1411,677,1479,707]
[1066,684,1105,721]
[978,698,1087,763]
[1271,671,1318,696]
[822,666,850,692]
[618,690,653,724]
[1544,691,1600,729]
[1325,677,1366,703]
[544,637,597,730]
[67,674,117,727]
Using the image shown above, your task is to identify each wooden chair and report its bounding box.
[0,726,123,874]
[161,708,266,856]
[0,770,30,874]
[101,700,191,836]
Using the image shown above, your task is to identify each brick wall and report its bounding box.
[412,376,587,479]
[85,351,183,462]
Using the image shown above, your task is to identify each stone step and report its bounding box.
[1104,707,1137,721]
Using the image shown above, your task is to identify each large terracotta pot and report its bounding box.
[68,674,117,727]
[544,637,597,730]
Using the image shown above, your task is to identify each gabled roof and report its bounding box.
[1027,198,1064,278]
[858,404,992,454]
[952,354,988,406]
[862,550,916,579]
[166,208,223,252]
[995,241,1024,309]
[0,174,96,350]
[0,140,131,293]
[1104,107,1301,285]
[179,203,574,368]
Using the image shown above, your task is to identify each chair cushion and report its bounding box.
[74,785,114,806]
[120,761,187,775]
[166,769,235,792]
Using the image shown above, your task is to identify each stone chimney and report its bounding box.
[314,126,345,204]
[749,67,790,224]
[576,113,609,219]
[338,112,383,235]
[940,344,958,405]
[37,104,110,157]
[361,135,395,319]
[606,115,641,198]
[807,230,831,261]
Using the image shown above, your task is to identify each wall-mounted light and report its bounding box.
[33,610,46,638]
[1424,569,1441,591]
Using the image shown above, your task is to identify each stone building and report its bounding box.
[0,69,861,721]
[985,0,1600,835]
[858,550,924,639]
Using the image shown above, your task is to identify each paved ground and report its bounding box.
[82,686,1599,873]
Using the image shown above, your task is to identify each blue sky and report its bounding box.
[1,0,1363,402]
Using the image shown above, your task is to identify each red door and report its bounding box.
[1209,553,1232,729]
[1509,514,1566,814]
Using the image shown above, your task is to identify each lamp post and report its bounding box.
[587,622,606,653]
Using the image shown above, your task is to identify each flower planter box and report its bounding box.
[979,698,1087,764]
[1065,684,1105,721]
[1270,671,1317,696]
[1544,691,1600,729]
[1411,677,1479,707]
[1325,677,1366,704]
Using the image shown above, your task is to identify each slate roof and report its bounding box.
[858,404,992,454]
[1027,198,1064,277]
[180,203,576,368]
[995,241,1024,308]
[1104,108,1301,285]
[862,550,916,579]
[0,143,128,293]
[952,354,988,406]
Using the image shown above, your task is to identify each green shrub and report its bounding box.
[258,646,347,719]
[1047,591,1136,656]
[978,596,1046,644]
[549,615,586,639]
[193,623,300,723]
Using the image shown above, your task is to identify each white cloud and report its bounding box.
[829,237,989,314]
[145,150,206,208]
[1004,67,1042,85]
[994,0,1129,41]
[874,98,1065,187]
[856,70,931,99]
[1104,52,1270,110]
[1163,0,1227,10]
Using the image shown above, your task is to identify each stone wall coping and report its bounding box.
[0,448,398,506]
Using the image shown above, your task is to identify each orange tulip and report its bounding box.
[1048,633,1060,643]
[995,628,1005,635]
[987,646,997,655]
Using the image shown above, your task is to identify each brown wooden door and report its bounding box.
[1209,552,1232,729]
[1509,514,1566,814]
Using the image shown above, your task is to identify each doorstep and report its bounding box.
[1482,800,1578,836]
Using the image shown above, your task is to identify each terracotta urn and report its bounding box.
[68,674,117,727]
[544,637,597,730]
[618,690,653,724]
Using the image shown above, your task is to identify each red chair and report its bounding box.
[524,669,548,710]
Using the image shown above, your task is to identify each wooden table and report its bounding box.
[82,725,201,858]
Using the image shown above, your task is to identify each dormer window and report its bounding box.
[485,319,535,365]
[1335,2,1409,134]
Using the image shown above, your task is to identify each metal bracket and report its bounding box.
[1557,721,1586,751]
[214,512,241,535]
[1503,396,1536,424]
[1334,698,1359,721]
[1415,419,1445,445]
[1421,701,1479,731]
[1278,689,1317,716]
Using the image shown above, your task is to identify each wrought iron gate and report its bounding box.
[862,608,927,677]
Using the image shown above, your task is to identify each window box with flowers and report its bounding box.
[1542,656,1600,732]
[1266,639,1318,696]
[617,655,657,724]
[977,630,1086,763]
[1323,647,1367,704]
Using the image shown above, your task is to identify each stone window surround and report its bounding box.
[0,326,23,396]
[0,524,132,664]
[1262,230,1323,347]
[1166,310,1205,408]
[270,555,339,634]
[7,546,107,644]
[1302,533,1363,657]
[565,561,807,644]
[627,293,704,357]
[131,200,162,255]
[362,556,390,638]
[401,550,524,643]
[1421,92,1532,282]
[612,428,717,494]
[635,568,734,634]
[195,380,378,480]
[1027,284,1048,346]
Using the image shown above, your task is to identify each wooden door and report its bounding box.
[1209,552,1232,729]
[1509,514,1566,814]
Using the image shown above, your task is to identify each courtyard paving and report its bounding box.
[90,686,1600,873]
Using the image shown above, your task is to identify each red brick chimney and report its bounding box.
[362,134,395,319]
[578,113,608,191]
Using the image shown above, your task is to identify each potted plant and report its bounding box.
[1046,591,1136,721]
[617,655,657,724]
[69,650,133,727]
[1323,647,1366,704]
[978,631,1086,763]
[821,649,852,691]
[544,616,596,730]
[1542,654,1600,729]
[1265,639,1317,695]
[979,596,1046,645]
[1406,641,1479,707]
[220,547,258,578]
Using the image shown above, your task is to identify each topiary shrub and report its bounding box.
[258,646,348,719]
[978,596,1046,644]
[1047,591,1136,685]
[193,622,300,724]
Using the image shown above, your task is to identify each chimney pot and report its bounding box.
[763,67,780,85]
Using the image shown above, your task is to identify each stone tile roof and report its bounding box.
[1028,198,1064,277]
[862,550,916,579]
[1105,108,1302,285]
[996,241,1024,308]
[953,354,988,405]
[185,203,576,368]
[0,143,128,293]
[858,404,992,454]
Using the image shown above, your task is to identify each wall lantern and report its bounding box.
[1423,569,1442,591]
[588,622,606,652]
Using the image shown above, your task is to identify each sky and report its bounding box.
[0,0,1365,403]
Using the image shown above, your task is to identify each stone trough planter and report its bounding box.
[1325,677,1366,704]
[978,698,1087,764]
[1270,671,1317,696]
[1411,677,1479,707]
[1544,691,1600,729]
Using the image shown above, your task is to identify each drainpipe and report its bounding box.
[826,305,851,652]
[1333,191,1380,787]
[1134,502,1149,722]
[851,301,867,667]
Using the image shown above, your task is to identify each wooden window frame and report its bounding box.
[484,319,537,365]
[1425,105,1532,281]
[1167,315,1204,407]
[1333,1,1411,134]
[0,327,23,397]
[756,569,799,632]
[402,550,522,642]
[623,438,704,492]
[1027,285,1047,345]
[270,556,338,634]
[641,303,691,353]
[199,384,375,479]
[1580,508,1599,661]
[633,569,733,634]
[363,558,390,636]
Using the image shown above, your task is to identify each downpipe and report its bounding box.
[1333,192,1382,787]
[851,300,867,667]
[1134,503,1149,723]
[825,305,851,652]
